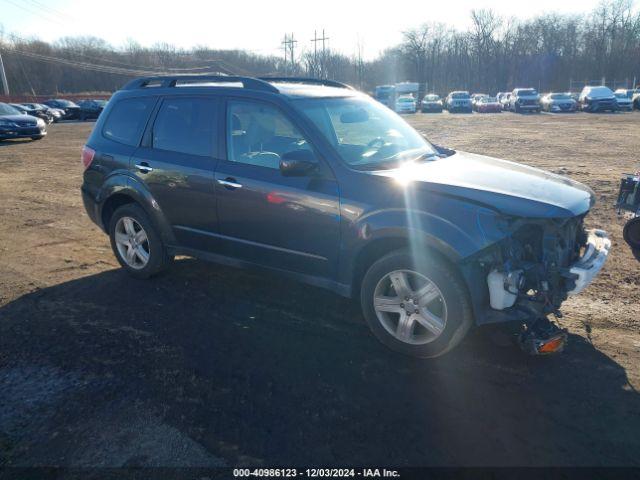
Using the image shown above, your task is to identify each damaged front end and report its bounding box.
[468,215,611,354]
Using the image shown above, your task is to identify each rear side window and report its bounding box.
[103,97,154,146]
[152,97,218,157]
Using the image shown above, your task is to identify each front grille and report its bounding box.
[15,121,37,127]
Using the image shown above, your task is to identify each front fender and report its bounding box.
[97,172,176,244]
[340,198,512,287]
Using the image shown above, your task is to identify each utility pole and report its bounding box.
[0,49,9,96]
[281,33,297,75]
[310,29,329,78]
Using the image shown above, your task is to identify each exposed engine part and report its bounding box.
[518,317,567,355]
[484,216,587,315]
[487,269,523,310]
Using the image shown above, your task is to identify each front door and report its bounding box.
[213,98,340,279]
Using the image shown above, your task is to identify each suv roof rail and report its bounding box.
[122,75,279,93]
[258,77,354,90]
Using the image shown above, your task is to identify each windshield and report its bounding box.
[294,95,437,170]
[0,103,21,116]
[398,97,414,103]
[451,92,469,99]
[550,93,571,100]
[480,97,497,103]
[423,95,439,101]
[517,89,538,96]
[615,92,629,99]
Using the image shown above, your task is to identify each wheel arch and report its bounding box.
[350,233,463,300]
[98,177,176,245]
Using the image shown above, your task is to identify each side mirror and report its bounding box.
[280,150,318,177]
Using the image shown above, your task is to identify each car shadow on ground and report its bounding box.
[1,258,639,467]
[0,139,36,147]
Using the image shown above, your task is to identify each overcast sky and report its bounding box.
[2,0,609,60]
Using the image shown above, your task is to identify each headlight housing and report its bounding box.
[36,118,45,127]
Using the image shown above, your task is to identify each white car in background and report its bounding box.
[395,95,417,114]
[614,91,634,111]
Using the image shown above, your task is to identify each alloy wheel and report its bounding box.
[114,216,150,269]
[373,269,448,345]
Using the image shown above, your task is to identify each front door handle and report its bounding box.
[217,177,243,189]
[135,162,153,173]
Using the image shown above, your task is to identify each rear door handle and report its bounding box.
[135,162,153,173]
[217,177,243,189]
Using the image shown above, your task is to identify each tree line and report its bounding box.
[1,0,639,97]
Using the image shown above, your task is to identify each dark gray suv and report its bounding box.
[81,75,610,358]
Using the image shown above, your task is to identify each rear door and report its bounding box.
[212,97,341,279]
[131,96,222,250]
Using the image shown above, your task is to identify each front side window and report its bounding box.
[103,97,155,146]
[152,97,218,157]
[227,100,311,170]
[294,95,436,170]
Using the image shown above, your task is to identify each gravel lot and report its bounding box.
[1,113,639,467]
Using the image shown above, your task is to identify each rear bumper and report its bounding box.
[81,187,103,230]
[567,229,611,295]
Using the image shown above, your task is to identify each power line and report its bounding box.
[1,0,68,27]
[7,47,239,77]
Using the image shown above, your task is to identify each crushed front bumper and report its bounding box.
[567,229,611,295]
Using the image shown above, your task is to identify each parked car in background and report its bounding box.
[471,93,489,111]
[78,99,108,121]
[614,88,640,110]
[395,95,417,114]
[81,75,610,358]
[578,86,617,112]
[475,96,502,113]
[11,103,54,124]
[614,88,639,99]
[614,92,633,111]
[500,92,512,110]
[510,88,541,113]
[22,103,64,122]
[0,102,47,141]
[445,91,472,113]
[420,94,443,113]
[43,99,81,120]
[540,92,577,112]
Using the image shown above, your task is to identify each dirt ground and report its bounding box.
[1,113,639,468]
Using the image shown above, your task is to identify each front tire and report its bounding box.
[360,250,473,358]
[108,204,172,279]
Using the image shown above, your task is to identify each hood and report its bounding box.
[373,151,595,218]
[0,114,38,124]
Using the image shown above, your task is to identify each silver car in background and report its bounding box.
[540,92,577,112]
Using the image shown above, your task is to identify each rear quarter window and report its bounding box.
[102,97,155,146]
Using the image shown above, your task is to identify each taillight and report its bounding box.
[81,145,95,169]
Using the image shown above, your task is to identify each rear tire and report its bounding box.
[360,249,473,358]
[108,204,173,279]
